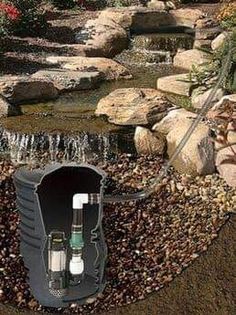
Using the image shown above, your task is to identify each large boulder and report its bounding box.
[191,88,225,110]
[32,69,102,92]
[152,108,196,134]
[95,88,172,126]
[167,119,215,175]
[46,56,132,81]
[99,7,175,33]
[216,146,236,188]
[173,49,211,70]
[134,126,166,155]
[0,76,58,104]
[170,8,204,29]
[0,95,21,117]
[157,73,192,96]
[75,17,129,58]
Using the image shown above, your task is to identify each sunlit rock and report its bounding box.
[0,76,58,104]
[153,108,196,134]
[32,69,102,92]
[157,73,192,96]
[173,49,211,70]
[167,120,215,175]
[96,88,171,126]
[46,56,132,81]
[134,126,166,155]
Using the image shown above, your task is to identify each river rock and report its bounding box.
[0,76,58,104]
[216,146,236,188]
[46,56,132,81]
[157,73,192,96]
[167,120,215,175]
[191,88,224,110]
[152,108,196,134]
[75,16,129,58]
[211,33,227,51]
[96,88,171,126]
[0,95,21,117]
[134,126,166,155]
[32,69,102,92]
[170,8,204,29]
[173,49,211,71]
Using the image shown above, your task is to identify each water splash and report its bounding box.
[115,33,194,66]
[0,129,117,165]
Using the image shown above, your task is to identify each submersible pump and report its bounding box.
[14,164,107,307]
[14,35,234,307]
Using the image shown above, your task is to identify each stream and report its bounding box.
[0,32,193,164]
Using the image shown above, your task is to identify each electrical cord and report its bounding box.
[104,36,234,204]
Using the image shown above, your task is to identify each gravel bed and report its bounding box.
[0,155,235,314]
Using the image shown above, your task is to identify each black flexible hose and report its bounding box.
[104,36,234,204]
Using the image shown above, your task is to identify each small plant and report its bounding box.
[188,31,236,94]
[218,2,236,31]
[50,0,77,9]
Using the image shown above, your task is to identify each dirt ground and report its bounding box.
[0,215,235,315]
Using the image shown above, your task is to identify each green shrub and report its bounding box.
[8,0,48,36]
[50,0,77,9]
[189,32,236,94]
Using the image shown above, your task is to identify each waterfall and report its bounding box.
[0,128,117,165]
[115,33,194,66]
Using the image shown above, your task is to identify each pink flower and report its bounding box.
[0,2,21,21]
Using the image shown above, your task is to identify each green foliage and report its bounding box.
[221,12,236,31]
[9,0,47,36]
[189,31,236,94]
[50,0,77,9]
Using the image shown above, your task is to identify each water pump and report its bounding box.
[14,164,107,307]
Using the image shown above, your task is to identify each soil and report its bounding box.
[0,214,235,315]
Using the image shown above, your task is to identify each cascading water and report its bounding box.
[0,128,118,164]
[115,33,194,66]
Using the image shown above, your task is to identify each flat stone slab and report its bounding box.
[173,49,211,71]
[170,8,204,29]
[157,73,192,96]
[96,88,171,126]
[46,56,132,81]
[32,69,102,92]
[0,76,58,104]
